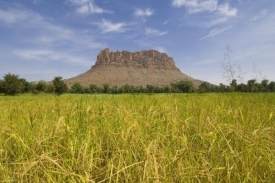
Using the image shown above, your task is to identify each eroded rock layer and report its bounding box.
[65,48,202,87]
[94,48,178,70]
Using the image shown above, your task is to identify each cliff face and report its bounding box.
[94,48,179,70]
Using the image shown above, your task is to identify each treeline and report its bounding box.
[0,74,67,95]
[0,73,275,95]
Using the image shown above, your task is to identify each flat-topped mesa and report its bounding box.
[93,48,179,70]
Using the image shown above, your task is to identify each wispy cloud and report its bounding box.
[205,17,228,27]
[153,46,167,53]
[163,20,169,25]
[68,0,112,15]
[173,0,217,13]
[0,8,34,24]
[0,7,103,65]
[251,9,268,21]
[217,3,237,17]
[96,19,129,33]
[195,59,217,65]
[199,26,232,40]
[33,0,41,4]
[12,49,90,65]
[133,8,154,17]
[172,0,237,19]
[145,28,167,36]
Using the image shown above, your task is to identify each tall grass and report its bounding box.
[0,93,275,182]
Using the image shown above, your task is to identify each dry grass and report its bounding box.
[0,93,275,182]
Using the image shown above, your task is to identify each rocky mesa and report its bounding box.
[94,48,178,70]
[65,48,202,87]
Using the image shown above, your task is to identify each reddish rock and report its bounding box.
[94,48,178,70]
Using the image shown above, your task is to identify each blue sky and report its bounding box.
[0,0,274,85]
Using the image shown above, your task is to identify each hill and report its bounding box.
[65,48,203,87]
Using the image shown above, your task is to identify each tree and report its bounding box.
[269,81,275,92]
[89,84,98,93]
[236,83,247,92]
[52,76,67,95]
[102,83,110,93]
[70,83,83,93]
[172,80,194,93]
[1,73,24,95]
[36,80,47,92]
[46,83,55,93]
[218,83,228,92]
[82,87,90,94]
[247,79,256,92]
[146,85,155,93]
[230,79,237,92]
[111,86,119,94]
[261,79,269,92]
[198,82,211,93]
[19,78,29,93]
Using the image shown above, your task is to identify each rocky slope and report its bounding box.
[65,48,202,87]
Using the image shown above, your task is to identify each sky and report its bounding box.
[0,0,274,85]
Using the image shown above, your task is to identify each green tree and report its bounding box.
[46,83,55,93]
[198,82,211,93]
[247,79,256,92]
[19,78,29,93]
[146,85,155,93]
[82,87,90,94]
[269,81,275,92]
[89,84,98,93]
[261,79,269,92]
[172,80,194,93]
[1,73,24,95]
[230,79,237,92]
[0,80,4,94]
[52,76,67,95]
[36,80,47,92]
[70,83,83,93]
[111,86,119,94]
[102,83,110,93]
[236,83,247,92]
[218,83,228,92]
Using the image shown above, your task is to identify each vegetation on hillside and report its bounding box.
[0,73,275,95]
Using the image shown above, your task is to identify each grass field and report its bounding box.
[0,93,275,182]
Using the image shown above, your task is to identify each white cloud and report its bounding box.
[68,0,112,15]
[96,19,129,33]
[217,3,237,17]
[163,20,169,25]
[172,0,217,13]
[199,26,232,40]
[251,9,268,21]
[172,0,237,17]
[133,8,154,17]
[195,59,217,65]
[0,9,33,24]
[206,17,228,27]
[12,49,89,65]
[145,28,167,36]
[0,7,103,64]
[153,46,167,53]
[33,0,41,4]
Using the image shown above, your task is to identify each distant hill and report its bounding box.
[65,48,203,87]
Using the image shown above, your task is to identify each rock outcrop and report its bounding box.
[94,48,178,70]
[65,48,203,87]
